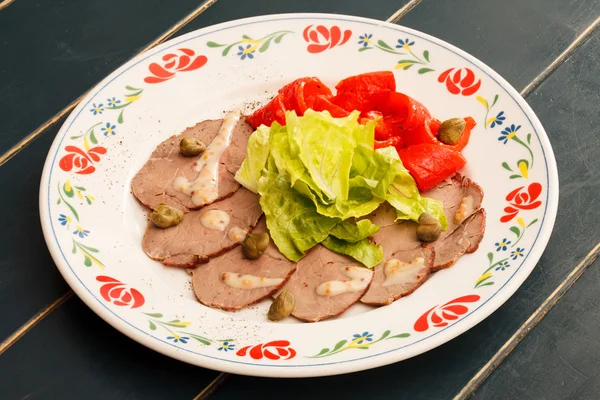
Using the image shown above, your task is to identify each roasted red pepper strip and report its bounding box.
[246,93,287,128]
[312,95,351,118]
[279,77,332,115]
[398,144,467,192]
[333,71,396,113]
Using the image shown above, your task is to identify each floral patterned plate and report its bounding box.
[39,14,558,377]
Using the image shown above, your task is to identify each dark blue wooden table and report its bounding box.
[1,1,600,398]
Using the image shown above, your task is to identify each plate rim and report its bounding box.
[39,12,559,377]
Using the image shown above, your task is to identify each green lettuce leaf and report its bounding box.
[258,171,340,261]
[321,236,383,268]
[330,219,380,243]
[234,124,274,193]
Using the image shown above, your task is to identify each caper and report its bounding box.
[438,118,466,145]
[416,212,442,242]
[150,203,184,228]
[268,290,295,321]
[179,137,207,157]
[241,232,270,260]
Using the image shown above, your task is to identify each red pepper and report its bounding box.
[332,71,396,113]
[312,95,351,118]
[398,144,467,192]
[279,77,332,115]
[246,93,288,128]
[374,136,402,152]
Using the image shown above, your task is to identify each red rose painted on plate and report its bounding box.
[144,48,208,84]
[414,294,480,332]
[303,25,352,53]
[59,145,107,175]
[501,182,543,222]
[438,67,481,96]
[236,340,296,360]
[96,276,145,309]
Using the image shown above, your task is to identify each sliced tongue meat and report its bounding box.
[423,174,485,271]
[361,205,434,306]
[278,246,374,322]
[142,187,262,267]
[191,219,296,311]
[131,118,253,212]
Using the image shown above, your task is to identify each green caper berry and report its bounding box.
[416,212,442,242]
[150,203,184,228]
[438,118,466,145]
[268,290,295,321]
[242,232,270,260]
[179,137,207,157]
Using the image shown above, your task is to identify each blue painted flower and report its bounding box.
[396,38,415,49]
[495,238,511,251]
[90,103,104,115]
[358,33,372,47]
[73,226,90,238]
[352,331,374,344]
[167,335,189,344]
[106,97,121,107]
[101,122,116,136]
[218,341,235,352]
[495,261,510,271]
[237,45,255,60]
[511,247,525,260]
[498,124,521,144]
[58,214,72,226]
[489,111,506,128]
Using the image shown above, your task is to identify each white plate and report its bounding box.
[39,13,558,377]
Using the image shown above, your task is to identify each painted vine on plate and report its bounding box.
[357,34,434,74]
[308,330,410,358]
[207,31,293,60]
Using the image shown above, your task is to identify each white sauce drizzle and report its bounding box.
[173,110,241,206]
[200,210,230,231]
[315,266,373,296]
[221,273,283,290]
[454,195,474,224]
[382,258,425,287]
[227,226,248,243]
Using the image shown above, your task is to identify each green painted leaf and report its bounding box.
[423,50,430,62]
[509,174,522,179]
[89,130,98,144]
[477,275,493,286]
[222,43,238,56]
[242,35,252,39]
[168,319,181,323]
[57,199,61,205]
[527,133,532,144]
[397,59,415,64]
[274,34,286,44]
[84,256,92,267]
[478,282,494,288]
[389,333,411,339]
[190,336,211,345]
[358,47,373,52]
[316,348,330,356]
[85,197,92,205]
[206,41,225,48]
[164,322,189,328]
[72,241,77,254]
[418,68,434,74]
[379,330,391,340]
[528,218,539,227]
[259,38,272,53]
[332,340,347,352]
[125,85,141,91]
[63,183,74,198]
[144,312,163,318]
[491,94,499,107]
[149,320,157,330]
[502,162,513,171]
[403,64,413,70]
[70,135,83,140]
[117,109,125,124]
[510,226,521,238]
[377,40,393,50]
[356,346,370,349]
[487,252,493,264]
[74,186,86,191]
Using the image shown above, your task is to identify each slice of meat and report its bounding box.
[142,187,262,267]
[423,173,485,271]
[279,246,374,322]
[131,118,254,211]
[361,204,434,306]
[191,219,296,311]
[432,208,486,269]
